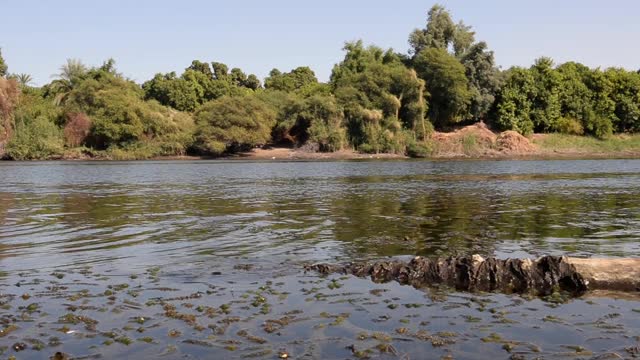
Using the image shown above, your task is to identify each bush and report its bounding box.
[304,95,346,151]
[106,143,162,160]
[554,117,584,135]
[406,141,431,158]
[358,143,375,154]
[64,112,92,147]
[0,78,20,141]
[582,112,614,139]
[200,140,227,155]
[194,95,276,155]
[65,76,195,154]
[308,120,346,152]
[6,116,64,160]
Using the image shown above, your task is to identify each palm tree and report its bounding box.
[50,59,87,105]
[15,73,33,87]
[57,59,87,83]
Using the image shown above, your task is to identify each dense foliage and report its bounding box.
[194,95,275,155]
[1,5,639,160]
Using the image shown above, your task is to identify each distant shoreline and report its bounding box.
[3,148,640,162]
[3,124,640,162]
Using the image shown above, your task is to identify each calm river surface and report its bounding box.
[1,159,640,359]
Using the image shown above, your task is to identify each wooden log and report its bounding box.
[569,257,640,292]
[305,255,640,296]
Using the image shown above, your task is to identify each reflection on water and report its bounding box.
[1,160,640,271]
[1,159,640,359]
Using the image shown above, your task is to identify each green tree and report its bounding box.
[212,62,229,81]
[230,68,247,87]
[452,21,475,57]
[460,42,501,121]
[408,4,501,126]
[194,95,276,155]
[244,74,261,90]
[58,59,88,83]
[144,60,259,111]
[259,91,306,145]
[13,73,33,87]
[606,68,640,133]
[265,66,319,93]
[187,60,213,78]
[529,57,562,132]
[492,67,535,134]
[331,41,428,153]
[142,72,200,112]
[582,69,615,137]
[62,61,195,153]
[305,95,347,151]
[261,90,347,150]
[0,48,7,77]
[6,93,64,160]
[413,47,470,127]
[45,59,88,106]
[6,116,63,160]
[409,4,456,55]
[554,62,597,135]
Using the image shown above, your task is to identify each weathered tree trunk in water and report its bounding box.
[305,255,640,296]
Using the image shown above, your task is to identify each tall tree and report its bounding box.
[606,68,640,133]
[211,62,229,81]
[529,57,562,132]
[492,67,536,134]
[46,59,89,106]
[452,21,475,57]
[413,47,470,127]
[187,60,213,78]
[460,42,501,121]
[409,5,456,55]
[230,68,248,87]
[57,59,88,83]
[265,66,319,93]
[331,41,428,152]
[408,4,498,126]
[0,48,7,77]
[244,74,261,90]
[15,73,33,87]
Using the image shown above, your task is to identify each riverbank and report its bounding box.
[231,124,640,161]
[4,124,640,161]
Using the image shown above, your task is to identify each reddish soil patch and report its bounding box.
[431,123,537,158]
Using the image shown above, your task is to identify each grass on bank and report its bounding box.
[533,133,640,154]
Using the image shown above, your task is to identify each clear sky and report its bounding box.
[1,0,638,86]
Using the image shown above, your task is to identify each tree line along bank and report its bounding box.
[0,5,639,160]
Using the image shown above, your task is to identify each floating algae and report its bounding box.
[2,260,640,359]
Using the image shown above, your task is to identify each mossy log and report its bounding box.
[305,255,640,296]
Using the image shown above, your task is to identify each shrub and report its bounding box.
[194,95,276,155]
[554,117,584,135]
[63,112,92,147]
[6,116,64,160]
[0,78,20,145]
[406,141,431,158]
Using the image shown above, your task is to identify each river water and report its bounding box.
[1,159,640,359]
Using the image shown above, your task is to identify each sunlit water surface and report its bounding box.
[1,159,640,359]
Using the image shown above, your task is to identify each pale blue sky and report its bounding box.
[1,0,638,86]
